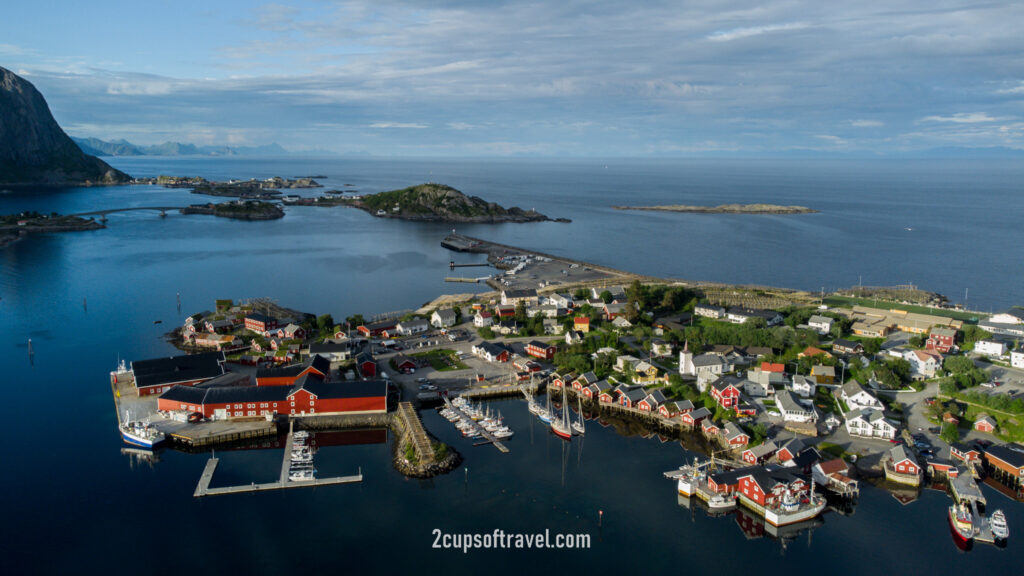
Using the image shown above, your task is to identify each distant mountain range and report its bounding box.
[71,137,293,157]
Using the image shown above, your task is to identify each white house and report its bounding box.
[1013,350,1024,369]
[611,316,633,330]
[430,309,457,328]
[906,349,942,379]
[473,311,493,328]
[974,340,1008,357]
[743,378,770,398]
[726,307,784,327]
[840,379,883,411]
[615,354,641,372]
[845,408,898,440]
[546,293,575,309]
[790,374,815,397]
[989,309,1024,325]
[808,315,834,335]
[776,390,816,423]
[396,318,430,336]
[501,288,539,306]
[308,341,352,362]
[543,319,563,335]
[694,304,725,319]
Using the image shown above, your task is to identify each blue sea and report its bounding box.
[1,157,1022,574]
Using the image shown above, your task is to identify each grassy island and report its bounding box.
[182,201,285,220]
[338,183,566,223]
[612,203,818,214]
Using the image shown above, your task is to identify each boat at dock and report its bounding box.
[990,509,1009,542]
[550,385,573,439]
[119,411,166,449]
[671,458,715,497]
[707,493,736,511]
[949,502,975,545]
[571,397,585,436]
[759,487,826,527]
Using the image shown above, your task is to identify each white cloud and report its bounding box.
[920,112,1001,124]
[995,83,1024,95]
[369,122,429,129]
[816,134,848,146]
[850,119,884,127]
[707,22,810,42]
[106,81,174,96]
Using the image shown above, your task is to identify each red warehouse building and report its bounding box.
[158,375,388,419]
[245,313,279,333]
[526,340,557,360]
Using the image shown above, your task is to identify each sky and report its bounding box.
[3,0,1024,156]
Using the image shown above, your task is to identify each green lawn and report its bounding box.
[962,404,1024,443]
[822,296,981,322]
[411,349,469,371]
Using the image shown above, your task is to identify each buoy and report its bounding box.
[599,510,603,527]
[27,338,34,355]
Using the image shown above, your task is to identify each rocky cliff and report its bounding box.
[0,66,129,186]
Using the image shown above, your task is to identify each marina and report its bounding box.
[441,397,511,453]
[193,422,363,497]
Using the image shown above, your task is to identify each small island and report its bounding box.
[135,175,321,197]
[613,203,818,214]
[1,211,104,247]
[336,183,568,223]
[181,201,285,220]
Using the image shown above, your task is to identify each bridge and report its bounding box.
[68,206,188,221]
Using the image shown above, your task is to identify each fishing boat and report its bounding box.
[949,502,975,545]
[119,411,166,449]
[763,487,826,527]
[571,397,585,435]
[990,509,1009,541]
[550,385,573,439]
[707,493,736,511]
[675,458,714,497]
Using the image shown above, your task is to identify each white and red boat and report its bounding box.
[948,502,975,545]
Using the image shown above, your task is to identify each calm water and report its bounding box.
[2,157,1022,574]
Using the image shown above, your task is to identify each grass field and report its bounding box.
[412,349,469,371]
[822,295,982,322]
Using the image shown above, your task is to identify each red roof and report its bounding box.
[816,458,848,475]
[760,362,785,373]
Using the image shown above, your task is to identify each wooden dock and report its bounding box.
[170,419,278,447]
[442,397,510,454]
[192,421,363,498]
[950,468,987,508]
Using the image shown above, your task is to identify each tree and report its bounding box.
[478,326,495,339]
[940,422,960,444]
[862,338,883,355]
[573,288,590,300]
[908,334,924,348]
[346,314,366,328]
[514,301,527,323]
[317,314,335,335]
[600,290,614,304]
